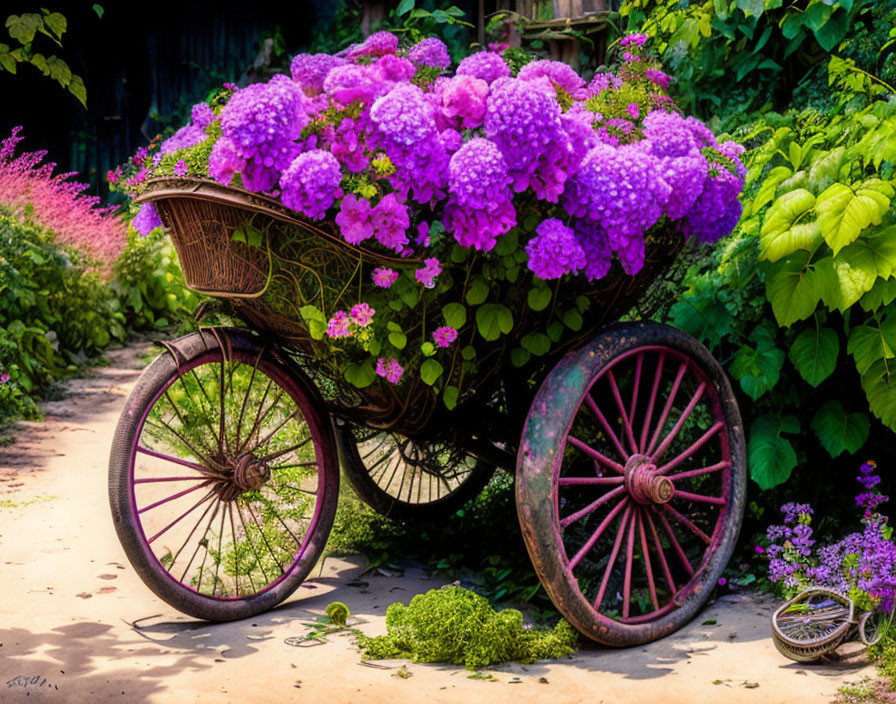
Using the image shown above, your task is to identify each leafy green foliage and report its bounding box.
[747,413,799,490]
[1,9,87,106]
[359,586,577,671]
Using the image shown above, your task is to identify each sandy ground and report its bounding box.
[0,342,879,704]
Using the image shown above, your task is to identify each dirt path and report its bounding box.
[0,343,877,703]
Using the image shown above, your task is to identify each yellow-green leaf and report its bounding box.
[759,189,816,261]
[816,181,893,255]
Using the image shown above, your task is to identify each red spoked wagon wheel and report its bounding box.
[109,330,339,621]
[517,322,746,645]
[335,421,494,521]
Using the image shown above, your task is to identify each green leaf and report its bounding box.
[816,182,893,255]
[6,14,42,44]
[450,245,469,263]
[42,12,66,39]
[729,324,785,399]
[368,339,381,356]
[92,5,105,19]
[780,12,805,40]
[812,8,848,52]
[400,286,419,308]
[848,318,896,375]
[807,147,846,195]
[442,385,459,410]
[759,189,816,262]
[861,357,896,431]
[527,286,551,312]
[860,278,896,313]
[510,347,531,367]
[811,400,869,458]
[420,359,444,385]
[749,166,792,216]
[344,359,376,389]
[396,0,415,17]
[421,341,436,356]
[765,253,822,326]
[29,52,47,74]
[804,2,832,31]
[827,252,878,310]
[0,50,16,73]
[45,54,72,87]
[520,332,551,356]
[547,321,564,343]
[388,332,407,350]
[788,325,839,386]
[387,321,402,333]
[461,345,476,360]
[563,309,583,331]
[68,74,86,107]
[299,304,327,340]
[737,0,764,17]
[475,303,513,341]
[837,227,896,283]
[465,277,489,306]
[442,302,466,329]
[748,413,800,490]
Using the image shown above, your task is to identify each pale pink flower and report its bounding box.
[326,311,352,338]
[372,267,399,288]
[350,302,375,327]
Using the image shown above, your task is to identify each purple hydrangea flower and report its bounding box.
[371,193,410,251]
[621,33,648,47]
[208,136,246,185]
[645,68,671,90]
[133,203,163,235]
[173,159,187,176]
[323,64,384,105]
[160,124,208,155]
[409,37,450,69]
[525,218,586,279]
[372,54,417,84]
[517,60,586,97]
[438,75,489,130]
[291,53,348,95]
[348,30,399,59]
[433,326,458,348]
[587,72,622,96]
[328,117,370,173]
[336,194,374,244]
[191,102,216,128]
[680,168,743,243]
[456,51,511,85]
[574,219,613,281]
[280,149,343,220]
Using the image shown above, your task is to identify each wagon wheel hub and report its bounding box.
[212,453,271,501]
[623,454,674,505]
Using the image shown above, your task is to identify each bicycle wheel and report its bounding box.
[335,421,494,521]
[109,330,339,621]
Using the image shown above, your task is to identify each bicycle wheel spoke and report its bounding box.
[218,356,228,454]
[662,504,712,544]
[145,417,215,469]
[646,362,687,456]
[137,445,220,477]
[673,490,726,506]
[638,509,659,611]
[211,505,228,595]
[666,461,730,482]
[252,408,303,455]
[135,475,212,484]
[607,369,638,455]
[147,489,216,545]
[639,352,665,453]
[655,508,695,575]
[584,393,629,462]
[245,500,286,575]
[645,508,676,594]
[622,508,637,618]
[655,422,725,475]
[260,436,313,463]
[178,498,221,585]
[649,382,705,465]
[567,436,625,475]
[235,500,271,585]
[236,379,276,455]
[164,388,216,456]
[167,492,218,564]
[560,485,626,528]
[594,505,633,610]
[138,480,213,515]
[228,502,242,597]
[235,347,265,450]
[567,497,629,571]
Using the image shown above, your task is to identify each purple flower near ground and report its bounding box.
[371,194,410,251]
[433,326,458,348]
[291,53,348,95]
[376,357,404,384]
[517,60,586,96]
[0,373,10,384]
[645,68,671,90]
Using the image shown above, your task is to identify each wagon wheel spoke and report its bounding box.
[645,362,687,456]
[583,393,629,463]
[637,509,660,612]
[607,369,639,456]
[639,352,665,454]
[593,505,633,610]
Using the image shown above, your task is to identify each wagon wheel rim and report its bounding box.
[129,348,326,599]
[555,345,734,624]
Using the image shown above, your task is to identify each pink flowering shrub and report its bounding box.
[0,128,126,268]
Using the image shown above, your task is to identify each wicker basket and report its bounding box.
[772,588,854,662]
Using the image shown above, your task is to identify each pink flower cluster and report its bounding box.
[0,127,126,268]
[326,303,376,338]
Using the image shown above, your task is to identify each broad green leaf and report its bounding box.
[45,54,72,87]
[748,413,799,490]
[396,0,415,17]
[810,400,869,458]
[465,277,489,306]
[30,52,47,74]
[420,359,444,385]
[847,323,895,375]
[387,321,402,333]
[780,12,805,40]
[450,245,469,263]
[816,181,893,255]
[344,359,376,389]
[729,324,785,399]
[826,252,878,310]
[807,147,846,194]
[299,304,327,340]
[759,189,816,261]
[68,74,86,107]
[837,227,896,282]
[0,50,16,73]
[442,302,466,329]
[765,253,822,326]
[547,321,564,342]
[788,325,839,386]
[804,2,832,31]
[368,339,381,356]
[6,14,42,44]
[812,9,848,52]
[388,332,407,350]
[776,169,808,195]
[442,385,459,410]
[461,345,476,360]
[737,0,764,17]
[520,332,551,356]
[749,166,792,216]
[92,5,105,19]
[42,12,67,39]
[860,277,896,313]
[670,295,733,348]
[421,341,436,356]
[527,286,551,312]
[861,358,896,432]
[762,221,821,263]
[475,303,513,341]
[511,347,531,367]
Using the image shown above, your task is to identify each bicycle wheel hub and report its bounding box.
[210,453,272,501]
[624,454,674,505]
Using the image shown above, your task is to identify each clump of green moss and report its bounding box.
[359,586,578,671]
